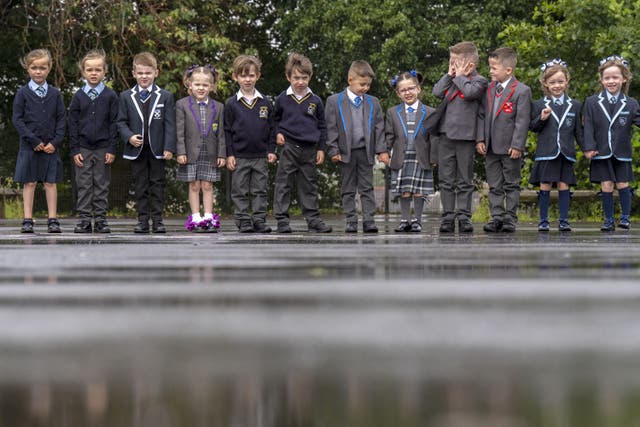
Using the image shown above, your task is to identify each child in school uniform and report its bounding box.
[116,51,176,234]
[432,41,487,233]
[583,56,640,231]
[385,71,437,232]
[69,49,119,234]
[12,49,66,233]
[224,54,277,233]
[177,65,225,233]
[476,47,531,233]
[529,59,584,232]
[273,52,332,234]
[326,60,389,233]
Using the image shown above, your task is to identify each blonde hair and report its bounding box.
[78,49,108,74]
[20,49,52,69]
[348,60,375,79]
[132,52,158,70]
[599,58,632,95]
[540,64,570,97]
[183,65,219,94]
[233,54,262,76]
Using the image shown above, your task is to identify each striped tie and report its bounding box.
[88,89,98,100]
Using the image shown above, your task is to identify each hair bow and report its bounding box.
[540,58,567,72]
[390,70,418,88]
[599,55,630,68]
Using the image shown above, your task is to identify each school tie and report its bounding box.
[35,86,45,98]
[554,99,562,107]
[88,89,98,100]
[139,89,150,101]
[609,96,617,105]
[407,106,415,113]
[495,84,503,96]
[353,96,362,107]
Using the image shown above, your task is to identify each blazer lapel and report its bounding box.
[596,91,612,122]
[129,88,144,124]
[338,91,353,146]
[495,79,517,118]
[611,94,627,125]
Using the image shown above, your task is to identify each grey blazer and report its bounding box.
[176,96,225,163]
[480,78,531,154]
[385,103,437,170]
[325,90,386,165]
[432,71,487,141]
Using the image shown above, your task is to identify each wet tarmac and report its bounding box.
[1,215,640,426]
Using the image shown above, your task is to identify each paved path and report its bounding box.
[1,216,640,426]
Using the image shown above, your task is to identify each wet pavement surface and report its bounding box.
[1,215,640,426]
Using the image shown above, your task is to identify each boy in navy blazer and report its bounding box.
[433,41,487,233]
[326,60,389,233]
[117,52,176,233]
[476,47,531,233]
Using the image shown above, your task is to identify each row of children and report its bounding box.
[12,42,640,235]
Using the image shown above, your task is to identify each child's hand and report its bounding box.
[508,147,522,159]
[458,59,475,76]
[177,155,187,165]
[163,151,173,160]
[316,150,325,165]
[448,58,456,77]
[217,157,226,168]
[34,142,45,152]
[129,134,143,147]
[276,133,286,146]
[73,153,84,167]
[267,153,277,164]
[541,107,552,121]
[227,155,236,171]
[331,154,342,163]
[105,153,115,165]
[43,143,55,154]
[476,142,487,156]
[583,150,598,159]
[377,152,390,165]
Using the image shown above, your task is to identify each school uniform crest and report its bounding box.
[502,101,514,114]
[259,106,269,119]
[565,116,574,127]
[307,102,317,115]
[619,116,627,126]
[153,108,162,120]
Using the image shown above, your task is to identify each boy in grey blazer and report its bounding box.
[433,41,487,233]
[326,60,389,233]
[117,52,176,234]
[476,47,531,233]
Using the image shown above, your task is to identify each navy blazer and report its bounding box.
[530,96,584,162]
[385,103,437,170]
[583,91,640,161]
[325,90,386,165]
[117,84,176,160]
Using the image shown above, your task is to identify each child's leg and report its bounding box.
[230,158,252,227]
[296,146,322,226]
[600,181,615,230]
[484,153,506,222]
[557,182,571,228]
[400,193,411,221]
[44,182,57,219]
[93,147,111,223]
[617,182,631,227]
[188,181,202,215]
[273,146,298,226]
[412,193,424,223]
[202,180,214,215]
[22,182,36,219]
[250,159,269,225]
[538,183,551,228]
[354,150,376,224]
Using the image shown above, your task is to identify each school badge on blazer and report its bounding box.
[502,101,514,114]
[259,106,269,119]
[153,108,163,120]
[212,123,218,131]
[565,113,575,127]
[307,102,316,115]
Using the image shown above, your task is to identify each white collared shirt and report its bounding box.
[28,80,48,96]
[236,88,263,103]
[346,88,363,104]
[496,77,512,93]
[607,91,620,103]
[551,94,565,105]
[405,101,419,113]
[83,81,105,96]
[286,86,311,100]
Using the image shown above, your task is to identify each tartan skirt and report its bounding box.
[177,143,220,182]
[391,150,434,196]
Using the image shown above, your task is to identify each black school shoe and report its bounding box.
[94,220,111,234]
[345,222,358,233]
[362,221,378,233]
[134,221,150,234]
[253,222,272,233]
[410,219,422,233]
[21,218,34,233]
[152,220,167,233]
[439,220,455,233]
[483,219,503,233]
[47,218,62,233]
[74,220,92,233]
[395,220,411,232]
[458,219,474,233]
[308,221,332,233]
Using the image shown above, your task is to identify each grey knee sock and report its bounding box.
[400,197,411,221]
[413,196,425,222]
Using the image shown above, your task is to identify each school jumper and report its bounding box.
[224,90,276,229]
[69,83,119,225]
[273,87,328,230]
